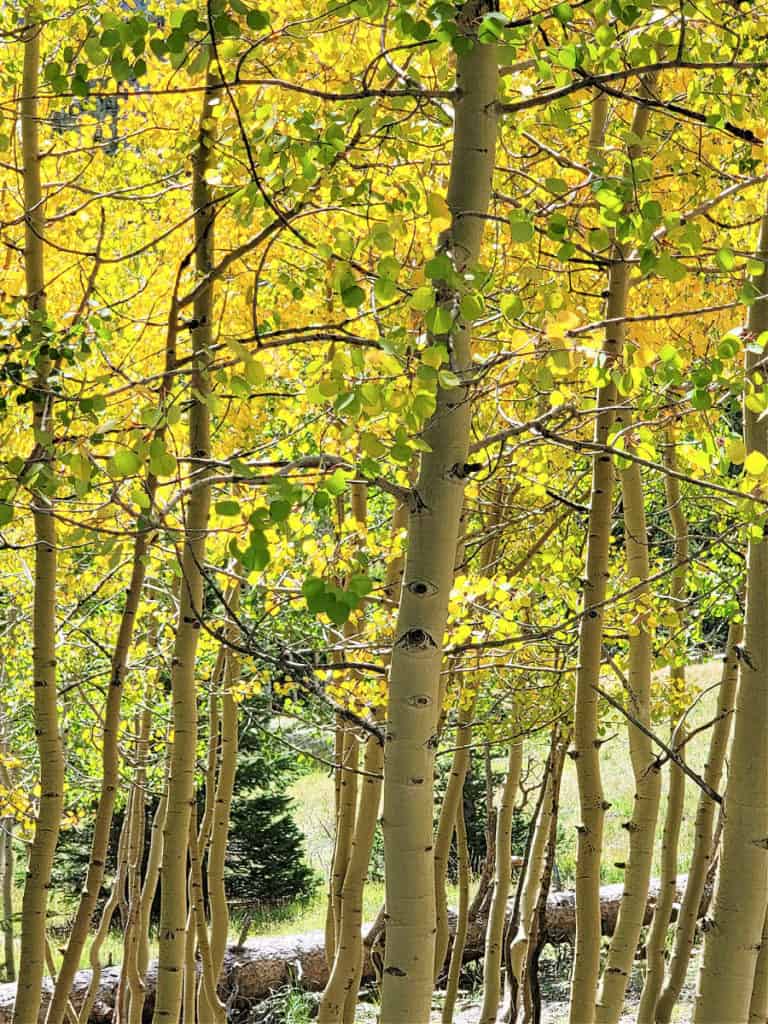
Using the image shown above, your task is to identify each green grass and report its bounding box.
[556,659,723,886]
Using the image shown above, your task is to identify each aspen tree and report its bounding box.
[318,492,409,1024]
[693,204,768,1023]
[478,737,524,1024]
[0,731,14,984]
[441,795,470,1024]
[118,710,150,1024]
[153,64,218,1024]
[508,751,557,1014]
[47,473,161,1024]
[434,485,505,978]
[379,4,498,1019]
[594,439,661,1024]
[326,487,365,963]
[654,625,741,1022]
[14,14,66,1023]
[207,584,240,986]
[79,815,131,1024]
[636,444,689,1023]
[570,84,655,1024]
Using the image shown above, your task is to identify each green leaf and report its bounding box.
[656,253,687,283]
[246,8,271,29]
[360,432,387,457]
[269,499,291,522]
[459,293,484,321]
[438,369,461,388]
[109,450,142,476]
[341,283,365,308]
[409,286,436,312]
[500,294,523,318]
[426,304,453,335]
[110,55,132,82]
[716,248,736,272]
[326,469,347,496]
[509,217,535,243]
[0,502,13,527]
[216,500,241,516]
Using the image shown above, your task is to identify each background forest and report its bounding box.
[0,0,768,1021]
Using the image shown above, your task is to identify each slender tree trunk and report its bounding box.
[47,532,156,1024]
[120,711,150,1024]
[517,733,568,1024]
[751,907,768,1024]
[636,446,689,1023]
[207,585,240,985]
[153,67,218,1024]
[380,7,498,1020]
[508,749,557,1017]
[434,703,474,978]
[1,820,12,983]
[654,625,741,1022]
[478,738,524,1024]
[636,738,685,1024]
[14,15,65,1023]
[693,205,768,1023]
[434,486,505,978]
[569,84,655,1024]
[594,431,661,1024]
[78,815,131,1024]
[318,492,408,1024]
[442,799,470,1024]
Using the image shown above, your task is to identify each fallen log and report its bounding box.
[0,874,705,1022]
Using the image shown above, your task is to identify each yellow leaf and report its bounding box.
[546,309,580,340]
[727,439,746,465]
[744,450,767,476]
[427,192,451,228]
[635,344,656,368]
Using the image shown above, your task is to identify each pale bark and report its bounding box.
[693,206,768,1023]
[153,67,218,1024]
[318,491,408,1024]
[207,586,240,985]
[654,624,740,1022]
[434,702,474,977]
[434,485,506,978]
[78,815,130,1024]
[120,712,150,1024]
[0,820,12,982]
[14,15,65,1023]
[637,736,685,1024]
[478,738,524,1024]
[187,810,225,1024]
[508,757,556,1014]
[636,449,688,1024]
[442,800,470,1024]
[570,85,655,1024]
[380,6,498,1020]
[750,907,768,1024]
[595,434,661,1024]
[568,94,615,1024]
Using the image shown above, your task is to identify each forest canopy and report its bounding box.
[1,0,768,1021]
